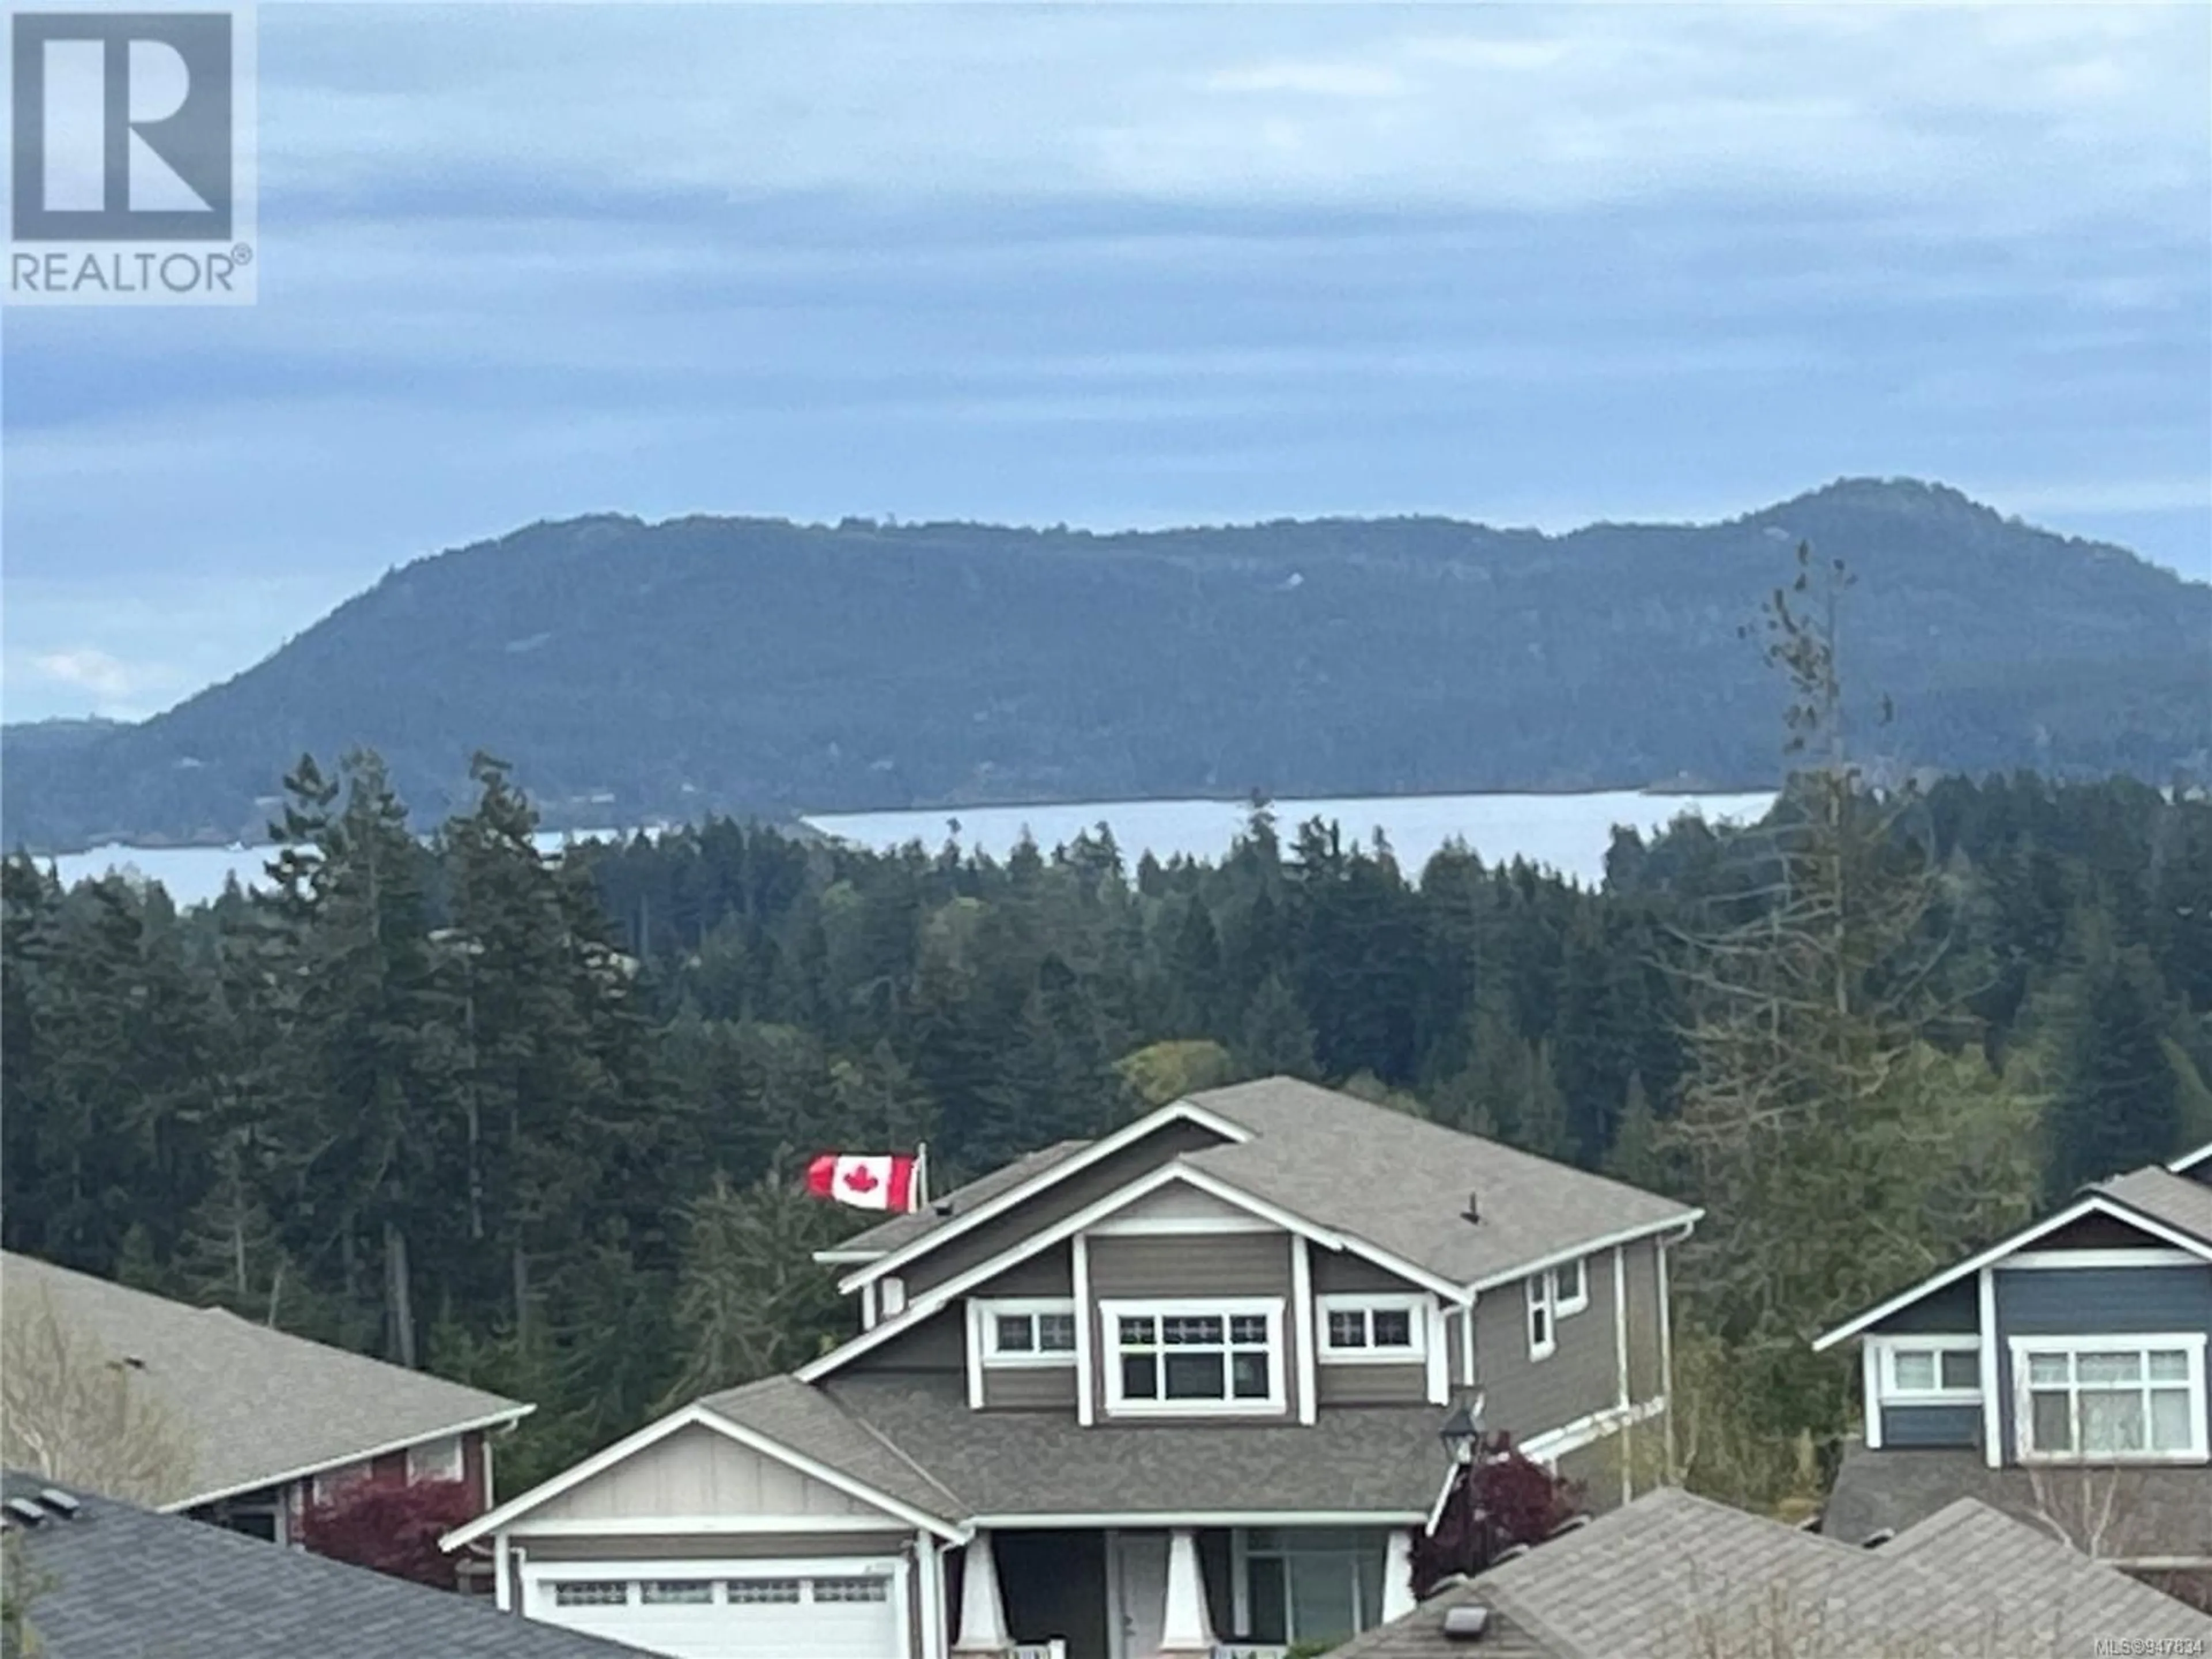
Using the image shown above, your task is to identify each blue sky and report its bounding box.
[5,2,2208,722]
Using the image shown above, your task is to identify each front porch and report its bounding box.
[948,1523,1419,1659]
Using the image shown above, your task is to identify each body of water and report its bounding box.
[39,790,1775,906]
[803,789,1775,888]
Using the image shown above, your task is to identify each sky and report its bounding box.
[5,2,2209,724]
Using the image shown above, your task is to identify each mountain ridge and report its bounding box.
[8,477,2206,854]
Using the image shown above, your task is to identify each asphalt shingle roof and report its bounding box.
[1181,1078,1698,1286]
[1823,1438,2212,1560]
[2094,1164,2212,1247]
[0,1472,648,1658]
[697,1370,1442,1520]
[1330,1484,2212,1659]
[1,1252,528,1509]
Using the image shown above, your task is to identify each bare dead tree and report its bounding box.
[0,1285,196,1506]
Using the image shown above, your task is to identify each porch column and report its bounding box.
[952,1528,1013,1655]
[1156,1528,1216,1657]
[1380,1529,1417,1622]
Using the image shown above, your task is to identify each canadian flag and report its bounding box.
[805,1152,922,1213]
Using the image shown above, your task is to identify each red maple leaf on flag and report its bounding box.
[843,1164,881,1194]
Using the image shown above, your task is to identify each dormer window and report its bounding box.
[1526,1276,1556,1362]
[1317,1294,1428,1363]
[1100,1298,1285,1415]
[976,1298,1078,1365]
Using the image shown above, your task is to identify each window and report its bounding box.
[1102,1298,1285,1414]
[552,1581,630,1608]
[977,1298,1079,1365]
[1877,1339,1981,1400]
[728,1580,802,1604]
[1526,1276,1555,1361]
[406,1434,464,1483]
[1552,1256,1588,1316]
[813,1576,891,1603]
[641,1581,713,1605]
[1240,1528,1388,1645]
[2013,1338,2207,1462]
[1316,1294,1427,1363]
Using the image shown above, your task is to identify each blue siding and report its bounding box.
[1867,1277,1979,1336]
[1993,1264,2212,1463]
[1881,1404,1980,1449]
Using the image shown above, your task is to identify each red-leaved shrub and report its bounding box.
[1411,1430,1585,1598]
[300,1476,478,1590]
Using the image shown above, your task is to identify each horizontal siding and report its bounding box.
[1623,1241,1665,1403]
[845,1306,964,1375]
[1866,1277,1980,1336]
[1469,1260,1618,1444]
[1312,1252,1422,1294]
[973,1243,1073,1299]
[1095,1182,1258,1228]
[1994,1263,2212,1462]
[530,1425,881,1523]
[982,1364,1078,1411]
[1315,1360,1428,1406]
[1086,1233,1298,1422]
[905,1121,1231,1296]
[1881,1404,1981,1449]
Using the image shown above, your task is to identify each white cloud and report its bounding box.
[28,649,137,698]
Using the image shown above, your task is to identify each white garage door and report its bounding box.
[529,1566,903,1659]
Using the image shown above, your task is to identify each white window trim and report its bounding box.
[1869,1335,1984,1403]
[2008,1332,2210,1465]
[1552,1257,1589,1318]
[1315,1294,1430,1365]
[1100,1297,1287,1417]
[1526,1277,1556,1362]
[1233,1525,1388,1643]
[972,1297,1079,1368]
[406,1434,465,1483]
[520,1556,910,1635]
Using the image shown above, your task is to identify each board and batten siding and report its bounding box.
[902,1122,1232,1296]
[1467,1255,1620,1444]
[1084,1231,1299,1421]
[522,1423,887,1524]
[1993,1263,2212,1464]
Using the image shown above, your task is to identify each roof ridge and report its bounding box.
[809,1380,969,1516]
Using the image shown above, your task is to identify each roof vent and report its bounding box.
[3,1498,48,1528]
[1461,1190,1480,1224]
[36,1488,81,1520]
[1442,1604,1493,1642]
[932,1199,954,1216]
[1860,1528,1895,1549]
[1544,1513,1591,1539]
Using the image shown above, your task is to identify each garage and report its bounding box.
[526,1562,907,1659]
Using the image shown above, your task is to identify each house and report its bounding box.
[0,1470,651,1658]
[1323,1483,2212,1658]
[1,1251,531,1546]
[1810,1139,2212,1571]
[442,1076,1700,1659]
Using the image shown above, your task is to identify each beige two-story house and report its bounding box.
[444,1077,1699,1659]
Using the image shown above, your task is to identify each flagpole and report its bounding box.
[916,1141,930,1210]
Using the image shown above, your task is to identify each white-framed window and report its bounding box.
[1552,1256,1588,1317]
[640,1581,713,1605]
[813,1576,891,1603]
[1101,1297,1286,1415]
[2011,1335,2208,1463]
[1316,1294,1428,1364]
[976,1297,1079,1366]
[727,1579,802,1605]
[552,1581,630,1608]
[1873,1338,1982,1402]
[406,1434,464,1483]
[1237,1527,1389,1644]
[1526,1276,1556,1362]
[309,1462,372,1507]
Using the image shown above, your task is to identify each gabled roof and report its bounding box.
[2,1252,529,1510]
[1814,1167,2212,1351]
[1328,1484,2212,1659]
[0,1472,648,1659]
[2171,1140,2212,1176]
[1177,1078,1700,1288]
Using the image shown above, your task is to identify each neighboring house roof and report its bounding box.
[2171,1141,2212,1177]
[2095,1164,2212,1246]
[1176,1078,1699,1289]
[1,1253,529,1510]
[830,1138,1094,1259]
[0,1472,649,1659]
[809,1372,1441,1520]
[1823,1438,2212,1565]
[1330,1485,2212,1659]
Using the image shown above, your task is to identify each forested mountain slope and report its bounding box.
[6,478,2206,851]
